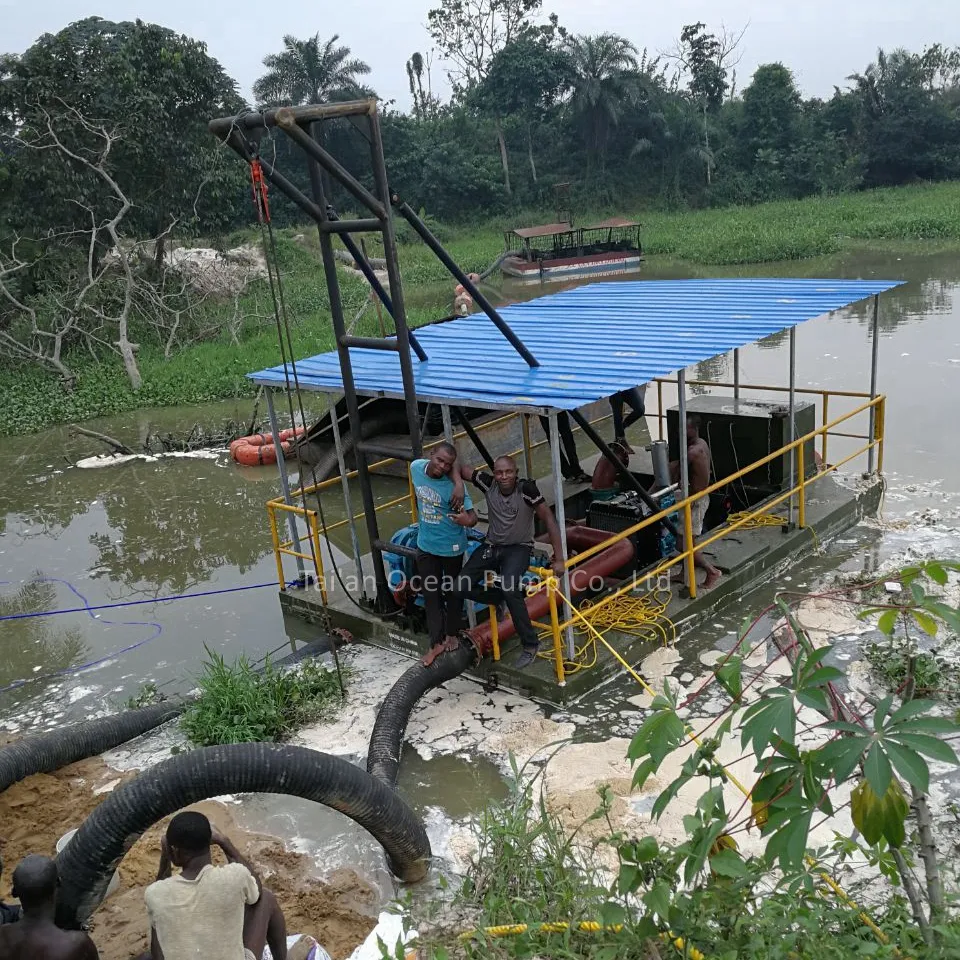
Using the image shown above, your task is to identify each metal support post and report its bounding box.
[328,395,366,598]
[393,200,539,368]
[521,415,534,478]
[304,129,392,609]
[788,327,797,522]
[452,408,495,469]
[441,405,454,444]
[868,294,880,474]
[547,412,575,659]
[677,370,696,596]
[367,112,423,460]
[733,348,741,400]
[266,389,306,582]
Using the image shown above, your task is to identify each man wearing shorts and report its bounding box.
[143,811,287,960]
[670,414,721,590]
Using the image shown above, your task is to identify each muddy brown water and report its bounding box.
[2,246,959,922]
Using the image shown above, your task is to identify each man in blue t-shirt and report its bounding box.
[409,442,477,664]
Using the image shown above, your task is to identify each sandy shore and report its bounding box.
[0,757,377,960]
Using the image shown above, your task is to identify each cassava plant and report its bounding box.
[623,560,960,951]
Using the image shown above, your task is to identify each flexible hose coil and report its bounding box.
[54,742,431,927]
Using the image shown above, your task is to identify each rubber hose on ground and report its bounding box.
[366,642,477,788]
[0,701,186,796]
[54,742,431,927]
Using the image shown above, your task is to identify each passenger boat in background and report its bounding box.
[501,217,643,284]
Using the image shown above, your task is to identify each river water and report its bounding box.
[2,246,959,903]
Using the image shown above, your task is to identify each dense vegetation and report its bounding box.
[2,6,960,431]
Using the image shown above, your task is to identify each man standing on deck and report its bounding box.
[451,455,566,669]
[142,811,288,960]
[610,384,648,451]
[409,442,478,665]
[0,855,99,959]
[669,415,721,590]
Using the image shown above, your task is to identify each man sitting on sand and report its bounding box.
[142,811,287,960]
[0,854,99,959]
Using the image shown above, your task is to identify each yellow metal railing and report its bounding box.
[266,501,328,604]
[266,406,617,588]
[266,383,885,632]
[537,393,886,679]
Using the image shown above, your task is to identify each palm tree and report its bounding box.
[253,33,371,107]
[565,34,640,172]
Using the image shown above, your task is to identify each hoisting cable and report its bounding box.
[249,154,347,696]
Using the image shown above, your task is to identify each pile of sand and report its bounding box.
[0,758,377,960]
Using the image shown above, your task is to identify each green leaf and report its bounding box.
[925,562,948,585]
[634,835,659,863]
[710,848,751,878]
[803,666,844,687]
[851,778,909,847]
[716,656,743,700]
[893,732,959,765]
[920,599,960,633]
[629,707,686,766]
[617,864,639,895]
[643,879,672,920]
[911,611,939,636]
[883,739,929,792]
[877,609,898,635]
[889,699,941,723]
[599,901,627,928]
[864,742,894,796]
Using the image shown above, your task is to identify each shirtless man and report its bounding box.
[670,415,721,590]
[0,855,99,960]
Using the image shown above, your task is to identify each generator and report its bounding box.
[587,488,678,567]
[666,395,816,500]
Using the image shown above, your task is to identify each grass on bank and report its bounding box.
[180,649,343,746]
[5,180,960,436]
[410,763,960,960]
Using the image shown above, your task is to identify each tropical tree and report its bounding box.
[564,33,640,174]
[253,33,371,107]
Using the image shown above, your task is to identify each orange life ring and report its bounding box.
[230,427,306,466]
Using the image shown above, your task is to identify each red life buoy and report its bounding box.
[230,426,306,466]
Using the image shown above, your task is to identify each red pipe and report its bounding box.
[467,526,637,656]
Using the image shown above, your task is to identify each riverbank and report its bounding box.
[4,180,960,437]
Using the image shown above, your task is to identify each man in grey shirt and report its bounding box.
[452,455,566,668]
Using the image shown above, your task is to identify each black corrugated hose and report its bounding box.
[367,641,477,787]
[54,743,431,927]
[0,701,185,794]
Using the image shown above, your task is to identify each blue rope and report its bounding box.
[0,577,297,696]
[0,580,287,623]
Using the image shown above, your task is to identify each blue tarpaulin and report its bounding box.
[248,278,903,412]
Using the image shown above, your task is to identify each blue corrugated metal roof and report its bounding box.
[248,278,903,411]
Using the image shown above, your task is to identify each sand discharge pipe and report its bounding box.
[54,743,431,928]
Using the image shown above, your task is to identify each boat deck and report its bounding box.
[280,451,881,706]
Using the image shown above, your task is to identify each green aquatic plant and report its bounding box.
[180,648,343,746]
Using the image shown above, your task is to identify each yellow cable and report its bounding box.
[458,919,706,960]
[726,510,787,530]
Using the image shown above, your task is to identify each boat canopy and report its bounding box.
[509,222,574,240]
[247,278,903,414]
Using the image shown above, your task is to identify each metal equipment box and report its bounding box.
[666,395,816,495]
[587,488,677,567]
